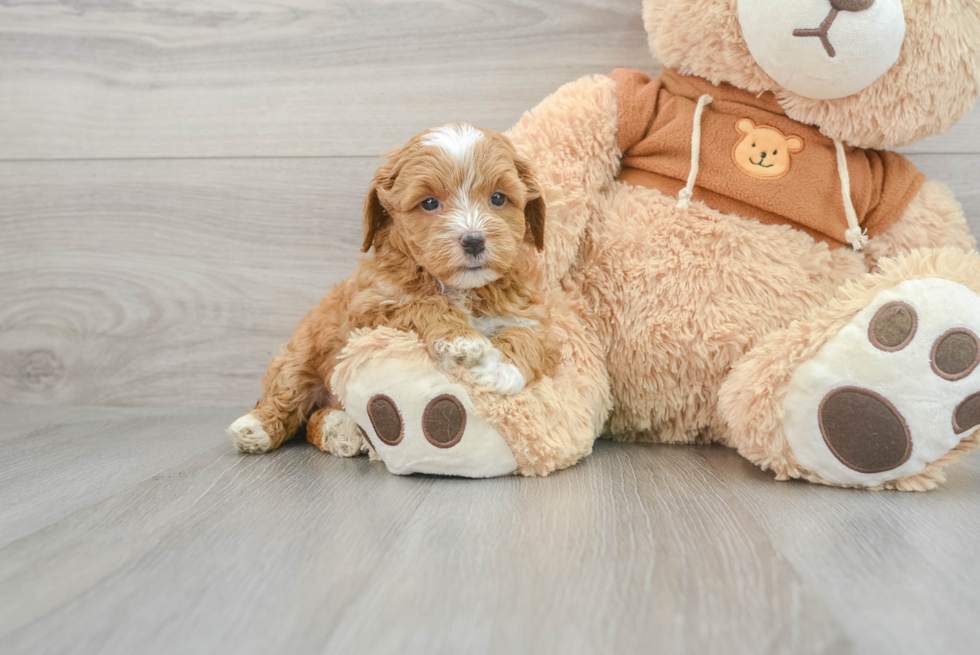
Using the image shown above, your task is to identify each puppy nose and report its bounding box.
[461,232,486,256]
[831,0,874,11]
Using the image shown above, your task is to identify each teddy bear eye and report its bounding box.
[773,150,778,155]
[421,198,440,212]
[752,143,756,148]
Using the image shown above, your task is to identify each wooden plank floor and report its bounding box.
[0,407,978,654]
[3,2,980,653]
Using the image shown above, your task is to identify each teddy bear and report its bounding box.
[249,0,980,491]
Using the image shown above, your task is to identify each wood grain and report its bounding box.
[701,446,980,655]
[0,0,653,160]
[0,407,849,655]
[0,405,236,548]
[0,158,372,407]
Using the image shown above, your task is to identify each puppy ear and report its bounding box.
[515,154,546,251]
[362,153,399,253]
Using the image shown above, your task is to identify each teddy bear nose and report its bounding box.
[461,232,486,256]
[831,0,874,11]
[760,152,767,158]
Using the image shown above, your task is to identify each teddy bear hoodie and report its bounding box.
[612,68,925,249]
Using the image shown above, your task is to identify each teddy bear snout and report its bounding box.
[738,0,905,100]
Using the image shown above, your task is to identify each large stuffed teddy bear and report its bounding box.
[237,0,980,491]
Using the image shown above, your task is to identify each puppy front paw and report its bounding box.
[434,336,493,367]
[318,410,371,458]
[227,414,272,453]
[471,349,527,395]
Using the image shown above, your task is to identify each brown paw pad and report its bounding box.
[931,328,980,381]
[422,394,466,449]
[953,392,980,435]
[367,394,404,445]
[819,387,911,474]
[868,301,917,352]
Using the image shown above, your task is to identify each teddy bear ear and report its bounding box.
[736,118,755,135]
[786,136,805,153]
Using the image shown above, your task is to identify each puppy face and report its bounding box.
[363,123,545,289]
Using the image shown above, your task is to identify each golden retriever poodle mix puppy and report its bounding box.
[228,123,559,455]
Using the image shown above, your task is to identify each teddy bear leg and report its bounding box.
[329,322,610,478]
[719,248,980,491]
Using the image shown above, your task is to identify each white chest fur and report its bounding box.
[444,289,538,338]
[467,313,540,339]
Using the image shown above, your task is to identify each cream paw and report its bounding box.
[470,349,526,395]
[226,414,272,454]
[317,410,370,458]
[433,336,493,367]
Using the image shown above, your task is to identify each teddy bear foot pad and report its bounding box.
[782,279,980,487]
[341,357,518,478]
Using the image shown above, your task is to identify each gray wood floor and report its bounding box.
[1,407,979,654]
[2,2,980,654]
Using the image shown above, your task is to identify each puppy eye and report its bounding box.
[420,198,440,212]
[490,192,506,207]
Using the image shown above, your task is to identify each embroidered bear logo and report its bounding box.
[732,118,805,180]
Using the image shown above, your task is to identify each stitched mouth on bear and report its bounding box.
[749,157,774,168]
[793,8,841,57]
[793,1,876,58]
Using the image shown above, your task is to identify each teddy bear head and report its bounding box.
[642,0,980,149]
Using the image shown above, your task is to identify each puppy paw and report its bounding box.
[227,414,272,453]
[319,410,370,457]
[434,336,493,367]
[471,349,527,395]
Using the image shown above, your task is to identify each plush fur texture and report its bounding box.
[643,0,980,148]
[232,125,558,452]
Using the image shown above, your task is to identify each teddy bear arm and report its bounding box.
[864,180,977,271]
[507,74,620,193]
[506,74,620,286]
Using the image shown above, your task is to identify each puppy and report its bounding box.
[228,123,560,454]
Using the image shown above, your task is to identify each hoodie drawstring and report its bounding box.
[834,138,868,250]
[677,94,714,210]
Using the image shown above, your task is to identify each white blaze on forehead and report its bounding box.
[423,124,488,236]
[421,123,484,163]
